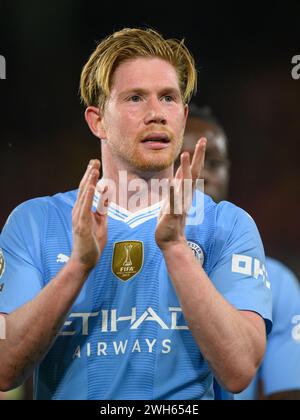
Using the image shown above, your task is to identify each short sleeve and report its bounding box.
[0,199,46,314]
[208,202,272,334]
[261,259,300,396]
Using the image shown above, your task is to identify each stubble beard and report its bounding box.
[108,135,184,174]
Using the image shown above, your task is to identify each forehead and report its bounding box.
[110,57,181,93]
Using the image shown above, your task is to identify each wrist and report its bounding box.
[66,257,95,278]
[159,239,189,255]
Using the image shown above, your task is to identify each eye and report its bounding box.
[205,158,229,170]
[163,95,174,102]
[129,95,142,102]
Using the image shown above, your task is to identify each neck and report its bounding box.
[100,145,174,211]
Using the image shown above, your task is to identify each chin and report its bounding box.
[135,161,172,173]
[131,154,174,173]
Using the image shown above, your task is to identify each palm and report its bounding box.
[155,138,206,250]
[71,160,109,270]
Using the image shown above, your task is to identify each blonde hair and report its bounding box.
[80,28,197,110]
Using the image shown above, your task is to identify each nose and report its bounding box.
[143,101,167,125]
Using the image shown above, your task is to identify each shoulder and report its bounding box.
[196,192,256,229]
[192,192,251,226]
[14,189,76,214]
[212,199,262,248]
[2,190,77,233]
[215,200,256,227]
[191,192,263,249]
[190,195,265,271]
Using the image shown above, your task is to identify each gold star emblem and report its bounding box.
[112,241,144,281]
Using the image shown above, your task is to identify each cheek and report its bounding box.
[215,168,228,185]
[105,113,131,140]
[173,118,186,139]
[117,109,140,133]
[176,109,186,125]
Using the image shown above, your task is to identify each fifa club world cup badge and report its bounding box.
[0,249,5,279]
[112,241,144,281]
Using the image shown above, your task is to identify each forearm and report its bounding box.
[0,260,89,391]
[162,242,266,393]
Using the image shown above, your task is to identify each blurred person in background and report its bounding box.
[177,103,300,400]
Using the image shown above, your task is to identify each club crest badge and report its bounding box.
[187,241,205,267]
[112,241,144,282]
[0,249,5,279]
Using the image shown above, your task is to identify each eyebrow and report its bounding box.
[118,87,181,99]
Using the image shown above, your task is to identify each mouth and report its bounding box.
[141,133,171,143]
[140,133,171,150]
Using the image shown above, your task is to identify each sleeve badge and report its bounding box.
[0,249,5,279]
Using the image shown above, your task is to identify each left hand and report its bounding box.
[155,138,206,251]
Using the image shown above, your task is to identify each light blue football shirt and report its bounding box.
[0,190,272,400]
[234,257,300,400]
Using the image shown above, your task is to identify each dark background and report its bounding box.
[1,0,300,276]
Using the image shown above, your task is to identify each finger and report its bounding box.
[94,208,108,235]
[96,185,110,215]
[178,153,193,213]
[191,138,206,186]
[77,166,99,211]
[169,183,175,215]
[73,165,96,220]
[159,179,171,217]
[78,169,99,220]
[174,165,182,180]
[77,185,95,225]
[169,177,184,215]
[181,152,192,181]
[175,152,191,183]
[77,159,101,204]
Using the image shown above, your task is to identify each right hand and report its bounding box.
[70,159,109,273]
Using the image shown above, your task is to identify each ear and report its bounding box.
[85,106,107,139]
[184,103,189,122]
